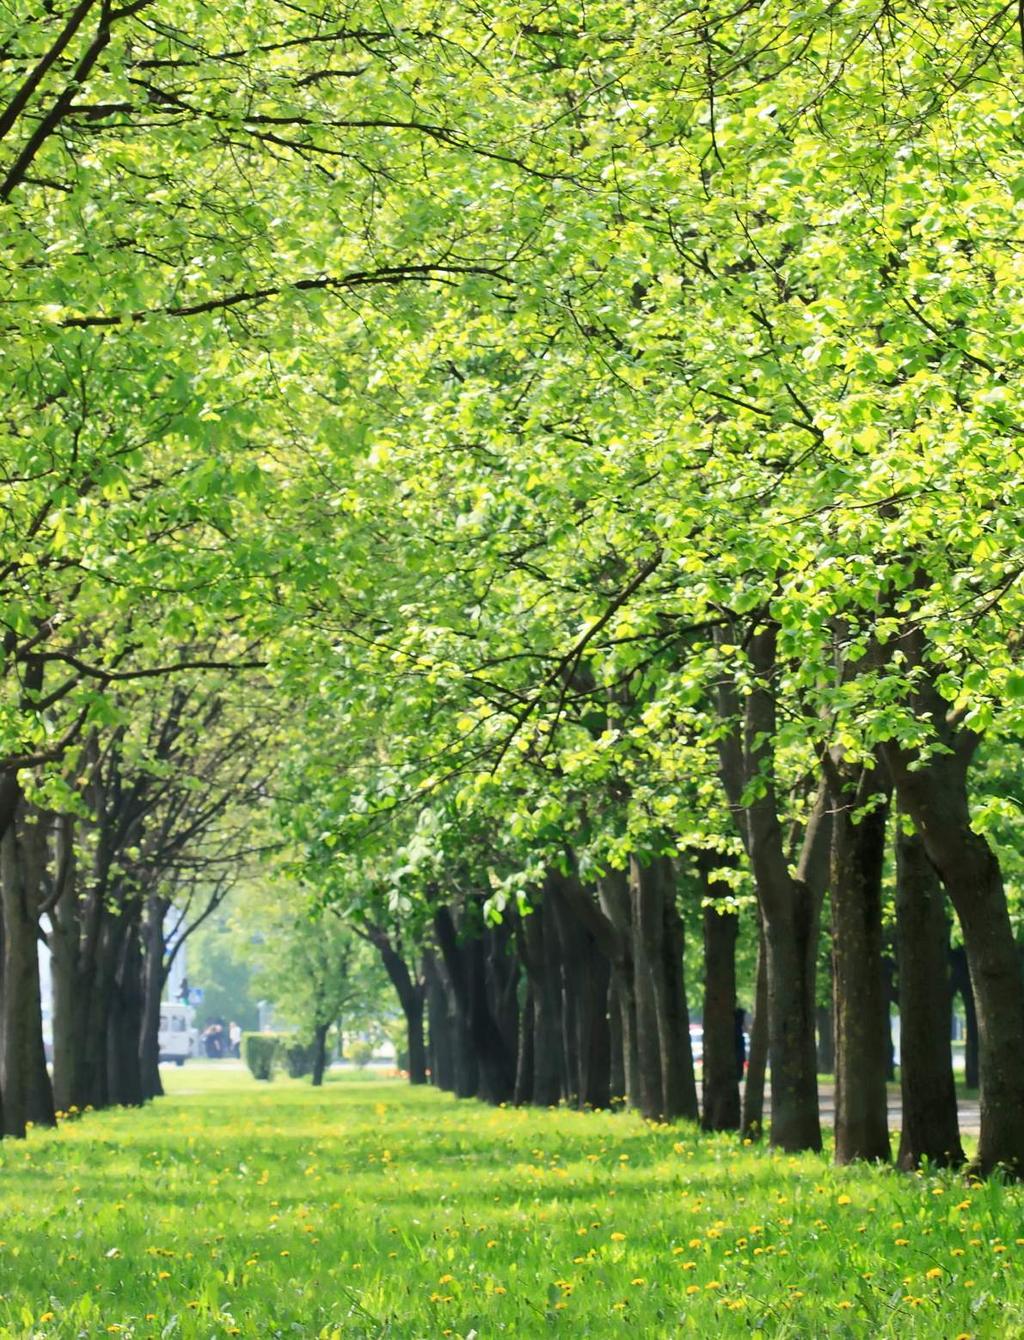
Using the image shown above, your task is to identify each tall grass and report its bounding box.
[0,1067,1018,1337]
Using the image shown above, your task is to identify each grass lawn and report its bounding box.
[0,1068,1020,1338]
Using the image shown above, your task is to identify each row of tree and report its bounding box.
[4,0,1024,1177]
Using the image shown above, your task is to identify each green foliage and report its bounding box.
[346,1039,374,1069]
[242,1033,279,1082]
[234,882,392,1042]
[280,1039,316,1080]
[9,0,1024,1131]
[188,910,261,1033]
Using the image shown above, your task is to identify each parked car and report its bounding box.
[158,1003,196,1066]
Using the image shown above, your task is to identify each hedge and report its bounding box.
[242,1032,279,1081]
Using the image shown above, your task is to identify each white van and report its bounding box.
[158,1003,196,1066]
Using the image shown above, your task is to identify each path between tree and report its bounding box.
[796,1084,981,1136]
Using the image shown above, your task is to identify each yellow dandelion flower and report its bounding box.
[630,1278,646,1286]
[926,1267,942,1279]
[705,1280,722,1290]
[837,1195,851,1206]
[685,1285,700,1295]
[610,1232,626,1242]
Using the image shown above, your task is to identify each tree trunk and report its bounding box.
[465,925,516,1104]
[50,852,92,1114]
[827,759,890,1163]
[434,906,512,1101]
[514,981,534,1106]
[519,897,562,1106]
[107,900,144,1107]
[80,910,121,1111]
[895,823,963,1169]
[630,855,663,1120]
[762,886,821,1152]
[485,918,520,1079]
[582,942,611,1109]
[699,855,740,1131]
[596,871,637,1107]
[950,947,980,1090]
[628,855,697,1122]
[311,1021,330,1086]
[549,878,613,1111]
[884,738,1024,1175]
[660,883,698,1120]
[139,893,169,1102]
[714,626,825,1151]
[423,951,455,1092]
[0,805,55,1135]
[743,908,769,1138]
[607,975,625,1108]
[369,929,427,1085]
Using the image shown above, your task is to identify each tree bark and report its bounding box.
[423,950,455,1092]
[107,898,144,1107]
[548,875,612,1111]
[895,822,963,1169]
[311,1021,330,1086]
[514,980,534,1106]
[827,758,890,1164]
[884,732,1024,1175]
[607,974,626,1108]
[433,905,512,1103]
[743,907,769,1138]
[518,896,562,1106]
[950,946,979,1091]
[762,885,821,1151]
[628,854,697,1122]
[0,803,55,1135]
[368,928,428,1085]
[139,892,169,1102]
[714,625,825,1151]
[698,853,740,1131]
[596,871,637,1106]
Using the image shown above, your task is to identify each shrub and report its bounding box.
[281,1039,315,1079]
[243,1032,279,1081]
[347,1039,374,1068]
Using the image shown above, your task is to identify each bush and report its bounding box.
[347,1039,374,1068]
[281,1039,315,1079]
[242,1032,279,1081]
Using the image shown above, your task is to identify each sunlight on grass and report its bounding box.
[0,1068,1018,1337]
